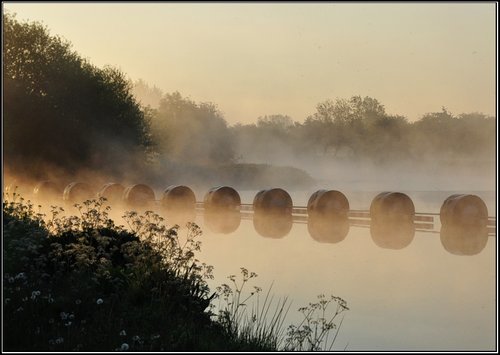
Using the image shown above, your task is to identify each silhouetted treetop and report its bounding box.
[150,92,235,165]
[3,13,152,179]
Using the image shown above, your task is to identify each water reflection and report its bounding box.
[204,210,241,234]
[200,208,493,255]
[440,224,489,256]
[308,214,350,243]
[370,221,415,249]
[164,209,197,228]
[253,211,293,239]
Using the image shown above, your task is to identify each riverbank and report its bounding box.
[2,194,347,351]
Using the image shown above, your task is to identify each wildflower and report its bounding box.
[151,334,160,340]
[69,313,75,320]
[119,330,127,336]
[8,277,14,284]
[15,272,26,280]
[60,312,69,320]
[96,298,104,305]
[75,299,82,305]
[16,306,24,312]
[5,298,11,304]
[48,295,54,304]
[55,337,64,344]
[120,343,129,351]
[31,290,41,300]
[64,321,72,327]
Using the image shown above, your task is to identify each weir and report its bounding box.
[7,181,497,252]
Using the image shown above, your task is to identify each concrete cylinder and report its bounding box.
[63,182,94,204]
[123,184,155,209]
[307,189,349,219]
[370,192,415,223]
[97,183,125,205]
[440,194,488,228]
[203,186,241,211]
[253,188,292,215]
[161,185,196,211]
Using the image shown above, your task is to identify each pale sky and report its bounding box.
[3,2,497,124]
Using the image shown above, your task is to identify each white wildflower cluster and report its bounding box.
[49,337,65,345]
[31,290,41,300]
[15,272,27,280]
[60,312,69,320]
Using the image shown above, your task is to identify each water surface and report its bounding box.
[191,190,496,351]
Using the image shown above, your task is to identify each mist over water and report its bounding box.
[2,12,496,352]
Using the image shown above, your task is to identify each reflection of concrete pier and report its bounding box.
[14,180,497,255]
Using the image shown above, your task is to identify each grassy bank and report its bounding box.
[3,193,348,351]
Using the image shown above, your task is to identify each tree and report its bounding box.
[3,13,152,179]
[151,92,235,165]
[408,108,495,163]
[131,78,163,109]
[302,96,392,158]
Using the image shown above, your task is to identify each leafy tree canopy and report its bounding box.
[3,13,152,179]
[151,92,235,166]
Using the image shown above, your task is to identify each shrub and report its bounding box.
[3,191,349,351]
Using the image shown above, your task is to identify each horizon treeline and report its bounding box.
[3,13,495,184]
[133,79,495,169]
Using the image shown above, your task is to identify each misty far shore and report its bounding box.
[3,13,495,196]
